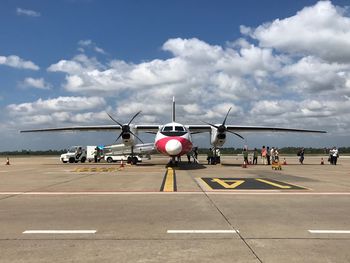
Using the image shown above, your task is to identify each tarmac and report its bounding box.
[1,154,350,262]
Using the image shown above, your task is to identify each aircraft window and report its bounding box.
[163,126,172,131]
[175,126,184,131]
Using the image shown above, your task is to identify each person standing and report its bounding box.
[94,147,98,163]
[253,148,258,165]
[186,152,191,163]
[261,146,267,165]
[332,147,339,165]
[242,148,249,164]
[193,147,199,163]
[266,146,271,165]
[270,147,275,163]
[329,148,334,164]
[207,148,213,165]
[275,148,279,162]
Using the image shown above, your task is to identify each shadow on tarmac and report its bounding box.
[220,163,244,167]
[178,162,207,170]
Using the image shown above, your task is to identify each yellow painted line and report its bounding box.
[211,178,245,189]
[255,179,291,189]
[163,168,175,192]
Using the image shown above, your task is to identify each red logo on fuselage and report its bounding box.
[155,136,192,157]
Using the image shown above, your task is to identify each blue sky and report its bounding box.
[1,0,350,150]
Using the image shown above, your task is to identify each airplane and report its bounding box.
[21,97,326,165]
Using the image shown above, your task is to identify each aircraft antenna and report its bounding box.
[172,96,175,122]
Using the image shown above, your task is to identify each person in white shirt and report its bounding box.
[332,147,339,165]
[270,147,275,163]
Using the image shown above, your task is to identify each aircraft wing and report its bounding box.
[20,125,160,133]
[186,125,326,134]
[225,125,327,133]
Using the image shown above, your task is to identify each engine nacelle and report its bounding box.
[121,125,138,146]
[210,126,226,147]
[121,132,135,146]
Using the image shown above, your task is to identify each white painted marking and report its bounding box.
[0,191,350,196]
[167,230,238,234]
[23,230,97,234]
[308,230,350,234]
[208,192,350,195]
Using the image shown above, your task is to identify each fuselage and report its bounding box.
[155,122,193,157]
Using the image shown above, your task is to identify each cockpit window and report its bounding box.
[161,125,187,136]
[175,126,184,131]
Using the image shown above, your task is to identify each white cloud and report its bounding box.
[19,77,51,90]
[16,8,41,17]
[280,56,349,94]
[47,38,280,101]
[248,98,350,132]
[78,39,107,54]
[7,96,106,116]
[0,55,39,70]
[6,1,350,148]
[245,1,350,62]
[12,110,109,126]
[41,31,350,134]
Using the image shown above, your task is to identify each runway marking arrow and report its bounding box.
[211,178,245,189]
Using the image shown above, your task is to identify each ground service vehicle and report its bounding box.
[103,143,154,164]
[60,146,87,163]
[104,155,142,164]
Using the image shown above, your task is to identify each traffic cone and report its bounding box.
[5,157,10,165]
[120,159,125,168]
[283,158,287,165]
[320,158,324,165]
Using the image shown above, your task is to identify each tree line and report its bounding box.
[0,149,67,156]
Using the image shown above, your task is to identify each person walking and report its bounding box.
[261,146,267,165]
[298,148,305,164]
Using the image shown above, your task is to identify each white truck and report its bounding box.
[103,143,155,164]
[104,155,142,164]
[61,145,103,163]
[86,145,104,162]
[60,146,87,163]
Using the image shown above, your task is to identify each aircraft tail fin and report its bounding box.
[172,96,175,122]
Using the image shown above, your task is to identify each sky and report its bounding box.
[1,0,350,151]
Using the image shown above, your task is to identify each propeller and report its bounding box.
[203,107,244,140]
[107,111,144,143]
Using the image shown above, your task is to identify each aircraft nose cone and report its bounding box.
[165,139,182,156]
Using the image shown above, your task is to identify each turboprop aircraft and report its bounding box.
[21,98,326,164]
